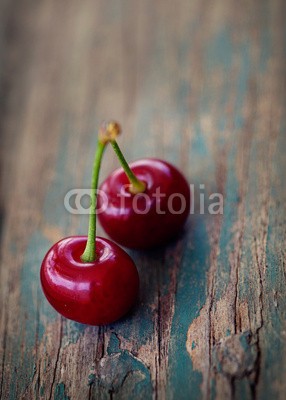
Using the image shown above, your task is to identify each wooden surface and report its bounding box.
[0,1,286,399]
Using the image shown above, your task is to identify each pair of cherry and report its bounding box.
[41,122,190,325]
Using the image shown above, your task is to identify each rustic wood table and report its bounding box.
[1,1,285,399]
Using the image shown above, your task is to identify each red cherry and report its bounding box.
[98,158,190,249]
[40,236,139,325]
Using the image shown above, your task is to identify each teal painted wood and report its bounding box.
[0,1,286,399]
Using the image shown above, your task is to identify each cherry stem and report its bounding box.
[110,140,146,194]
[81,139,106,263]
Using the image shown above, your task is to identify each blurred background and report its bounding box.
[0,0,285,234]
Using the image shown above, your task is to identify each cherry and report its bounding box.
[40,123,140,325]
[97,123,190,249]
[40,236,139,325]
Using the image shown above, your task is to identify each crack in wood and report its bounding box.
[155,286,161,400]
[0,307,8,400]
[48,317,63,400]
[32,291,41,398]
[250,238,266,400]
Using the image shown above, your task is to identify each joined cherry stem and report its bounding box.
[81,121,145,263]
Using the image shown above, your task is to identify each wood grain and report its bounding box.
[0,0,286,399]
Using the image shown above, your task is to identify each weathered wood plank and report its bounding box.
[0,0,285,399]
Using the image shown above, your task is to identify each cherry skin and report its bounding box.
[98,158,190,249]
[40,236,139,325]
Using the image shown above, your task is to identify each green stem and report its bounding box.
[110,140,146,194]
[81,140,106,263]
